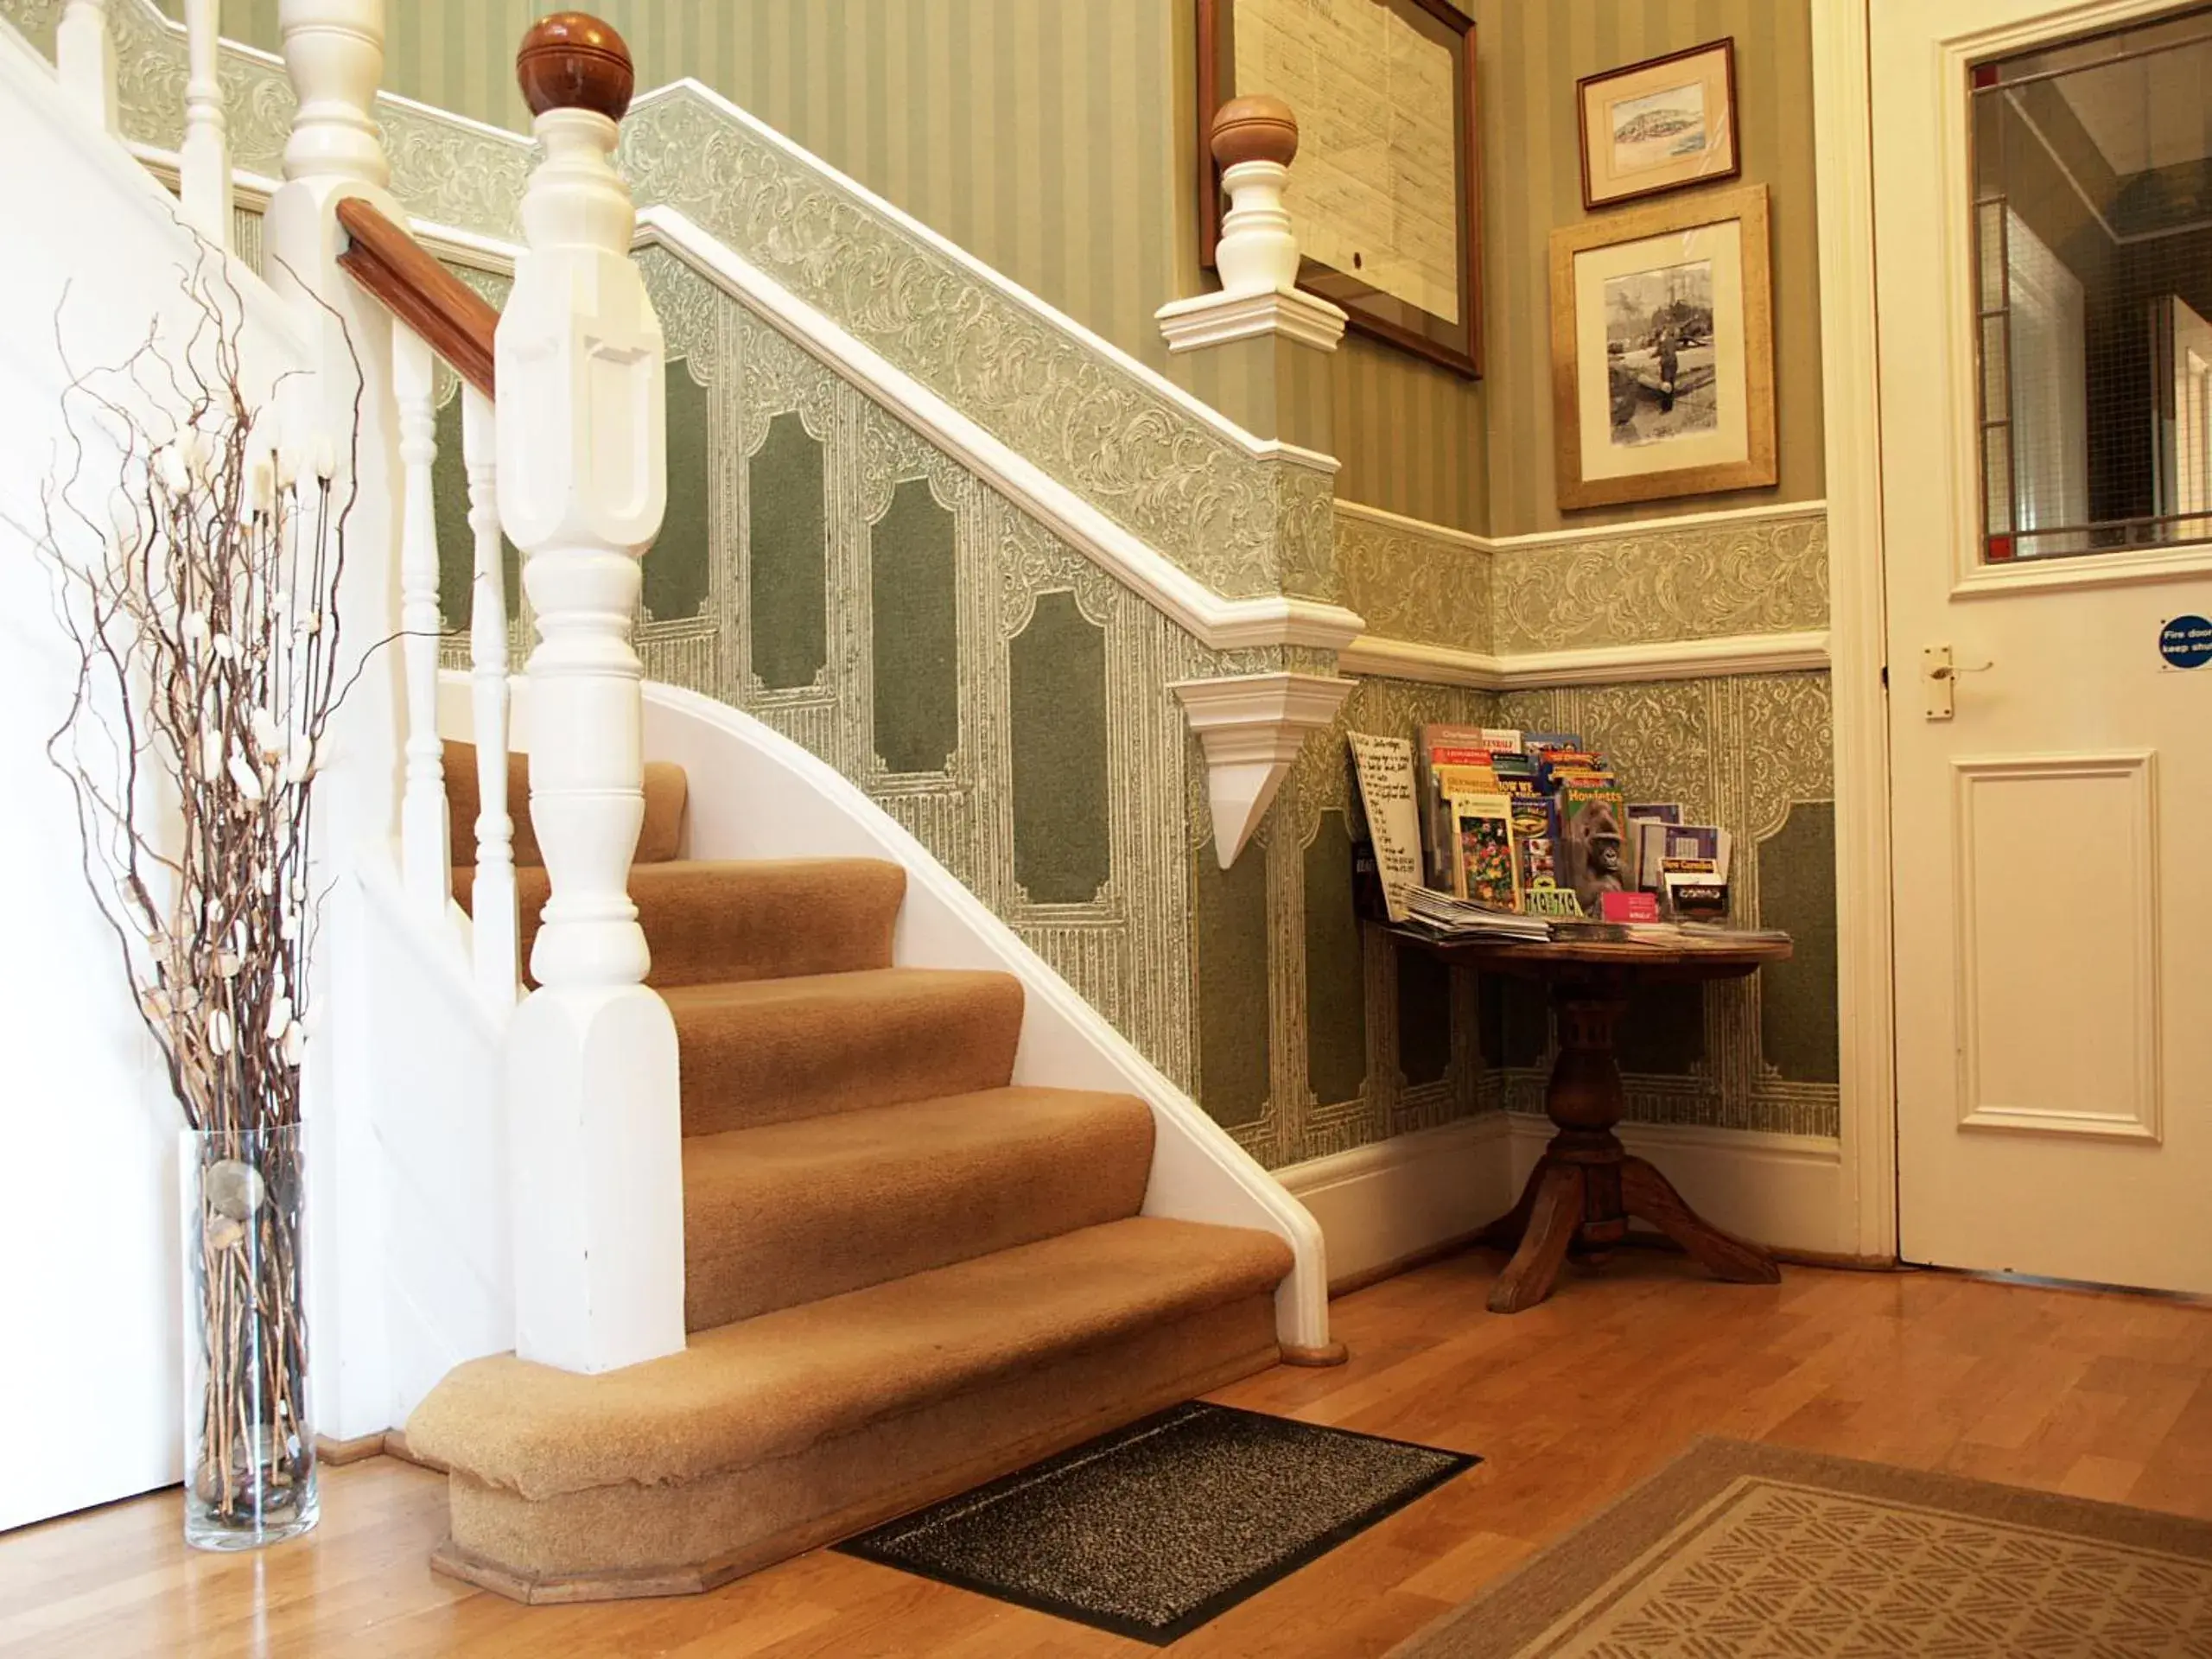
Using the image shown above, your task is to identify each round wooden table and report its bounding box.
[1393,931,1793,1314]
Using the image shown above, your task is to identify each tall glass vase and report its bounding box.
[180,1124,318,1550]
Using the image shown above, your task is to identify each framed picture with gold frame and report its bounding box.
[1548,183,1774,512]
[1197,0,1482,378]
[1577,39,1739,210]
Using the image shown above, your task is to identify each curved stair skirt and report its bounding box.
[435,669,1338,1357]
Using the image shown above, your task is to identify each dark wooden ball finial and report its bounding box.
[516,12,635,122]
[1211,94,1299,169]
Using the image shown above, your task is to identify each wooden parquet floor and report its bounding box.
[7,1248,2212,1657]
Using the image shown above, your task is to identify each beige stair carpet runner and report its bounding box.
[411,744,1294,1602]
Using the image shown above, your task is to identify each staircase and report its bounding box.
[409,742,1294,1599]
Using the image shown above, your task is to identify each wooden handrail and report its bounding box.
[335,198,499,397]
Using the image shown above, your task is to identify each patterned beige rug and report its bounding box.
[1393,1438,2212,1657]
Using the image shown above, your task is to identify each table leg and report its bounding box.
[1478,972,1782,1310]
[1486,1160,1586,1314]
[1620,1156,1781,1285]
[1476,1160,1541,1250]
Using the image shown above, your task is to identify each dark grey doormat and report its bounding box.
[835,1402,1478,1644]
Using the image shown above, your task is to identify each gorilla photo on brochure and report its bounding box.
[1559,785,1630,913]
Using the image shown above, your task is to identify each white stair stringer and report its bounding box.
[435,671,1335,1358]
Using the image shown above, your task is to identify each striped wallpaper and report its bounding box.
[1471,0,1827,535]
[171,0,1190,380]
[176,0,1821,539]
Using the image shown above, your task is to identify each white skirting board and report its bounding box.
[1278,1113,1853,1292]
[1277,1117,1516,1289]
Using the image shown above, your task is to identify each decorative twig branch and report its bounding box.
[27,240,376,1537]
[35,244,365,1139]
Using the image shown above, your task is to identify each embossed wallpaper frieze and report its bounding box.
[1491,506,1829,654]
[1336,512,1492,652]
[1335,503,1827,664]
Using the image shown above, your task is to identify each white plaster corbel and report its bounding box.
[1173,672,1357,868]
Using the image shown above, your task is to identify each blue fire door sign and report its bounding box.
[2159,615,2212,670]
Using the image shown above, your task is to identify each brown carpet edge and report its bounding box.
[1389,1436,2212,1658]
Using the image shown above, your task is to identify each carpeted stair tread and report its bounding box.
[664,967,1026,1135]
[455,857,908,988]
[442,740,688,869]
[406,1216,1292,1500]
[682,1085,1154,1329]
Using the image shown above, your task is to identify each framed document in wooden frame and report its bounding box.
[1577,38,1740,210]
[1198,0,1482,378]
[1548,184,1774,512]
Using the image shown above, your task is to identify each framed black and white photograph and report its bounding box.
[1577,39,1739,211]
[1548,183,1775,511]
[1198,0,1483,378]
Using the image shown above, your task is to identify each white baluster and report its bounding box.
[276,0,389,189]
[461,386,518,1004]
[498,17,683,1375]
[55,0,118,135]
[393,327,449,920]
[260,0,400,1459]
[179,0,234,247]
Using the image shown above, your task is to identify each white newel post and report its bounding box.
[262,0,403,1441]
[498,18,685,1373]
[393,326,449,920]
[461,386,519,1004]
[179,0,233,246]
[55,0,118,135]
[1156,95,1347,356]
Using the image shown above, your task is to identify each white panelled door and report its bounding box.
[1873,0,2212,1291]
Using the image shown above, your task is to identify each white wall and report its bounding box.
[0,24,303,1530]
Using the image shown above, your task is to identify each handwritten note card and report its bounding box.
[1348,732,1424,924]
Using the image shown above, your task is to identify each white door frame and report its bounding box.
[1811,0,1898,1263]
[1811,0,2201,1264]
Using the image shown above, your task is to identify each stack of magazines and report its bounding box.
[1400,887,1554,943]
[1551,918,1791,948]
[1398,890,1788,950]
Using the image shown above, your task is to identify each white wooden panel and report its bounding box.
[1953,752,2160,1141]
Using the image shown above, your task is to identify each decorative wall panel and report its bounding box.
[603,249,1236,1101]
[1008,592,1110,906]
[870,478,962,778]
[1302,811,1369,1112]
[746,411,830,691]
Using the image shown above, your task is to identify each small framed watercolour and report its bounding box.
[1577,39,1739,210]
[1198,0,1482,378]
[1548,183,1775,512]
